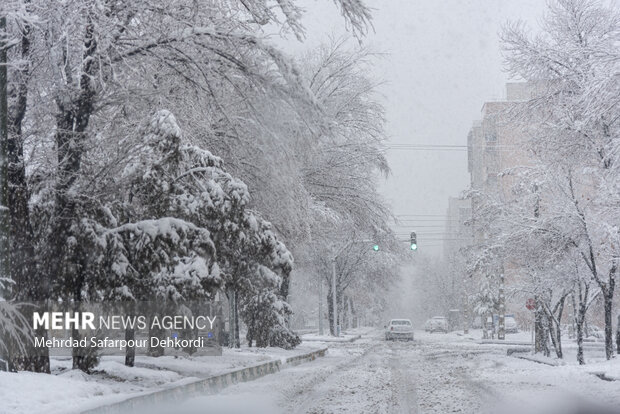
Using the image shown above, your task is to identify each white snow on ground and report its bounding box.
[95,360,185,385]
[586,359,620,380]
[181,329,620,414]
[2,328,619,413]
[179,333,394,414]
[474,352,620,413]
[0,343,324,414]
[301,326,374,343]
[0,369,127,414]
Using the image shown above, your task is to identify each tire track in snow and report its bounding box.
[284,341,390,414]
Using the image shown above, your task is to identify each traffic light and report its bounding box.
[372,244,379,251]
[410,232,417,251]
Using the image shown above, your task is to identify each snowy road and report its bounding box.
[177,331,497,414]
[176,330,620,414]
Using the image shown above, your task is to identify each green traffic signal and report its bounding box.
[410,231,417,251]
[373,244,379,251]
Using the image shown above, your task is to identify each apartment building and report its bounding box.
[443,197,472,259]
[464,82,537,325]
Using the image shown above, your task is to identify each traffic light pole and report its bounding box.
[318,279,324,336]
[332,258,338,337]
[329,236,408,337]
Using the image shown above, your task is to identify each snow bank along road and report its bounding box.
[175,329,620,414]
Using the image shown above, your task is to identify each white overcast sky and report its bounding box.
[275,0,547,255]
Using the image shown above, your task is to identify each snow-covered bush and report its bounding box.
[0,299,33,366]
[241,266,300,349]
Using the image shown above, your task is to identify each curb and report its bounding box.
[506,346,531,356]
[512,354,562,366]
[81,347,327,414]
[590,371,616,382]
[285,347,328,366]
[302,334,362,343]
[477,340,533,346]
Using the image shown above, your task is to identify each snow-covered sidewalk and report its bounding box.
[0,344,325,414]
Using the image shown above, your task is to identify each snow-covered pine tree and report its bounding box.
[238,216,300,349]
[241,266,299,349]
[117,111,299,350]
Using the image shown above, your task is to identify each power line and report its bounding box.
[383,144,526,152]
[393,223,452,226]
[404,232,467,234]
[385,144,523,148]
[386,144,466,149]
[395,214,449,217]
[393,226,450,229]
[395,219,461,222]
[418,238,473,241]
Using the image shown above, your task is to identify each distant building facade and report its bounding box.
[463,82,538,327]
[443,197,472,259]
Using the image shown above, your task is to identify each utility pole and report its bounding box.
[332,259,338,336]
[498,269,505,340]
[463,275,469,334]
[318,278,324,335]
[0,16,10,287]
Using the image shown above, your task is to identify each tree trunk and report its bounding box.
[48,15,97,305]
[548,318,562,359]
[595,264,615,360]
[147,313,165,357]
[246,326,253,348]
[280,269,292,329]
[234,291,240,348]
[547,312,559,358]
[542,321,550,357]
[279,269,290,301]
[572,292,587,365]
[125,326,135,367]
[71,327,83,370]
[7,18,36,301]
[0,16,9,292]
[603,290,613,360]
[544,295,566,359]
[554,298,565,359]
[616,314,620,355]
[347,297,353,330]
[124,301,135,366]
[482,311,491,339]
[534,298,545,354]
[339,292,345,330]
[227,287,239,348]
[576,318,585,365]
[327,286,335,336]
